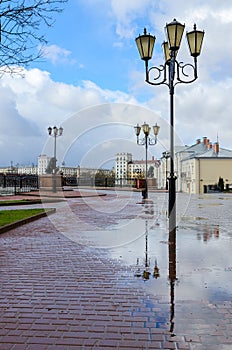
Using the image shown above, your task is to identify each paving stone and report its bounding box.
[0,193,232,349]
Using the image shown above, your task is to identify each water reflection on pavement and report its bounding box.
[46,190,232,348]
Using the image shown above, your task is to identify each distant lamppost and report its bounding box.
[134,122,160,199]
[135,19,204,233]
[162,151,170,191]
[48,126,63,192]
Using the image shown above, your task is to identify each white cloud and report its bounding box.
[110,0,154,39]
[0,68,142,166]
[40,44,76,65]
[2,0,232,167]
[1,59,232,167]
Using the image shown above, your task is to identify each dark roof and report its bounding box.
[177,138,232,160]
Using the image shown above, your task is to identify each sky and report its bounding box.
[1,0,232,168]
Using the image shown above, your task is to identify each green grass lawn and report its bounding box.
[0,200,35,205]
[0,209,48,226]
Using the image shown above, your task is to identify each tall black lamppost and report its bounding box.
[48,126,63,193]
[135,19,204,233]
[134,122,160,199]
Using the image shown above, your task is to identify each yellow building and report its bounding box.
[178,137,232,194]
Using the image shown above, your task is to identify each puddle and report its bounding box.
[180,215,207,221]
[49,192,232,298]
[45,190,232,346]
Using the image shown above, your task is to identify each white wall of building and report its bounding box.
[38,154,51,175]
[115,153,132,185]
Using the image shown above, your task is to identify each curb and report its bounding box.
[0,208,56,234]
[0,199,63,206]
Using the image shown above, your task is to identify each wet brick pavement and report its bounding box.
[0,191,232,349]
[0,217,177,350]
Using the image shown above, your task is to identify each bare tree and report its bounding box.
[0,0,68,73]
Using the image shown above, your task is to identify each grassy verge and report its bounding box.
[0,198,64,206]
[0,209,50,227]
[0,200,35,205]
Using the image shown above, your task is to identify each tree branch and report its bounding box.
[0,0,68,73]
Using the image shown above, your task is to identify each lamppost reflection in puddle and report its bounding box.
[134,219,160,281]
[134,218,178,335]
[169,227,177,336]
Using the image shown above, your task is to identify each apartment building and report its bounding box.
[115,153,132,186]
[37,154,51,175]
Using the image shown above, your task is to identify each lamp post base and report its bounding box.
[142,179,148,199]
[142,189,148,199]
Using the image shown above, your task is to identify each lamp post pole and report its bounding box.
[134,122,160,200]
[48,126,63,193]
[135,19,204,233]
[169,52,176,232]
[145,133,148,200]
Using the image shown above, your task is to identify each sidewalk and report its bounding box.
[0,215,179,350]
[0,191,188,350]
[0,191,231,349]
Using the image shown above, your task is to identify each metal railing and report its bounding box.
[0,174,39,195]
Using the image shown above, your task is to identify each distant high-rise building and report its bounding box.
[115,153,132,186]
[37,154,51,175]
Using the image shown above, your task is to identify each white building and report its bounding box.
[37,154,51,175]
[115,152,160,187]
[60,166,77,177]
[0,165,37,175]
[115,153,132,186]
[17,166,37,175]
[77,166,111,178]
